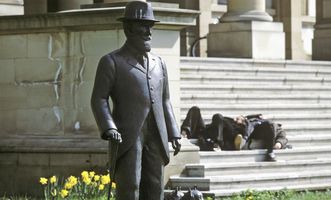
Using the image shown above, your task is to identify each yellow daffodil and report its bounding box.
[98,184,105,191]
[101,175,110,185]
[64,182,73,190]
[68,176,78,186]
[83,177,92,185]
[94,175,100,182]
[60,189,69,198]
[112,182,116,189]
[50,176,57,184]
[81,171,89,178]
[89,171,95,178]
[39,177,48,185]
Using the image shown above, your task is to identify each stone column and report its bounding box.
[208,0,285,59]
[312,0,331,60]
[220,0,273,22]
[57,0,93,11]
[24,0,47,14]
[274,0,307,60]
[104,0,145,3]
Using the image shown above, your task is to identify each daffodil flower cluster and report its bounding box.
[39,171,116,199]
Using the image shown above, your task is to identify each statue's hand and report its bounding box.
[102,129,122,143]
[171,139,181,156]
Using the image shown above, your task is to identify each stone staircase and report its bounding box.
[168,57,331,198]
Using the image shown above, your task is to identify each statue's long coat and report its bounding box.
[91,43,180,164]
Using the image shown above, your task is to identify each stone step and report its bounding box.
[202,183,331,197]
[181,84,331,94]
[287,134,331,147]
[166,182,331,198]
[180,113,331,126]
[180,57,331,71]
[169,169,331,191]
[284,125,331,133]
[182,121,331,137]
[184,159,331,177]
[198,147,331,163]
[181,74,331,85]
[180,65,331,78]
[180,103,331,116]
[188,132,331,149]
[181,93,331,104]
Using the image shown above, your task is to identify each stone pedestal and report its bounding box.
[312,0,331,60]
[165,138,199,184]
[208,21,285,59]
[208,0,285,59]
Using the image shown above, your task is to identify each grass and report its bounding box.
[218,189,331,200]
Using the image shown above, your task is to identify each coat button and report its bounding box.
[150,87,154,91]
[148,75,152,79]
[151,99,155,104]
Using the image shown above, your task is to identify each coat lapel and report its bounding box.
[147,53,156,73]
[126,56,147,74]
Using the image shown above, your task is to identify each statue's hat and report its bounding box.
[117,1,160,22]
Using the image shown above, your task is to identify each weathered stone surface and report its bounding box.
[0,35,27,59]
[0,59,15,84]
[16,108,63,135]
[15,58,61,83]
[84,56,100,81]
[50,153,91,166]
[0,110,17,133]
[90,153,108,167]
[14,166,48,196]
[162,55,180,81]
[153,30,180,56]
[0,153,18,165]
[0,85,57,111]
[0,165,18,195]
[77,30,124,56]
[18,153,49,166]
[63,106,98,134]
[27,33,67,58]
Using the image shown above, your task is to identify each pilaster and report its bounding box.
[312,0,331,60]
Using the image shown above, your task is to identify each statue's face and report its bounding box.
[125,20,155,52]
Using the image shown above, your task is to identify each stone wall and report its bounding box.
[0,30,129,136]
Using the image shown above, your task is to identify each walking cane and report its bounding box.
[107,139,119,200]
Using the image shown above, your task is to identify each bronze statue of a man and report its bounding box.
[91,1,181,199]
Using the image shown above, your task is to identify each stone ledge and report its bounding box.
[0,135,108,153]
[0,135,199,153]
[0,7,199,34]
